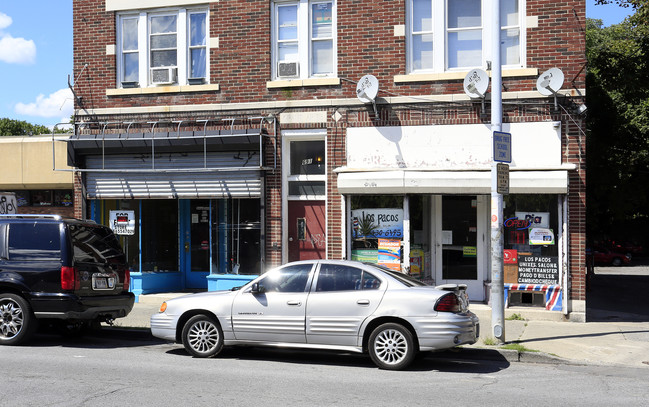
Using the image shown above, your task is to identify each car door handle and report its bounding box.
[357,299,370,306]
[287,300,302,306]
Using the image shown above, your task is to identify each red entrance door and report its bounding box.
[288,201,326,262]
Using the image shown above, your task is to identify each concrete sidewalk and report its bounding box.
[114,293,649,369]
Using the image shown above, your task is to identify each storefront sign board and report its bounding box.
[109,210,135,235]
[351,208,403,239]
[517,255,559,284]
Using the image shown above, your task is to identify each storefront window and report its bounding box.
[350,195,404,269]
[503,194,560,287]
[215,199,261,275]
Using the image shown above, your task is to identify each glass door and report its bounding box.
[180,199,211,289]
[436,195,486,301]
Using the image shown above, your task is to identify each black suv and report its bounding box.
[0,215,134,345]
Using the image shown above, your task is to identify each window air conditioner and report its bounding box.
[277,61,299,78]
[150,67,178,85]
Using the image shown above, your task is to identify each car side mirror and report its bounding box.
[250,282,265,294]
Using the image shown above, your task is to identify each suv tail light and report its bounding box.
[123,269,130,292]
[434,293,460,313]
[61,266,80,290]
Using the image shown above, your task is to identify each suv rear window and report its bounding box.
[8,223,61,261]
[70,225,126,264]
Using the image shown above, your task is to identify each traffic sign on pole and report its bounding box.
[493,131,511,163]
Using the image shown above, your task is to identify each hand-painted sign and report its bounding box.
[351,208,403,239]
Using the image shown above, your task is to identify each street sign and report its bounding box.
[493,131,511,163]
[497,163,509,194]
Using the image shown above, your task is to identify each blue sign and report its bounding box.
[493,131,512,163]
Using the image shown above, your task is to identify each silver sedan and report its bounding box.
[151,260,479,370]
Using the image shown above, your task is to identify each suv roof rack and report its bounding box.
[0,214,63,220]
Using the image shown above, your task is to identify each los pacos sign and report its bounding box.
[351,208,404,239]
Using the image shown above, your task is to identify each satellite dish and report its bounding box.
[356,74,379,103]
[536,68,564,96]
[463,69,489,99]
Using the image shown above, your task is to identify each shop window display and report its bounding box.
[503,194,560,286]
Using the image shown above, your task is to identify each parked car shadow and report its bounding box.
[24,326,166,349]
[587,263,649,322]
[165,346,510,373]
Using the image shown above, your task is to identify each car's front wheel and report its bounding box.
[368,322,416,370]
[0,293,37,346]
[181,314,224,358]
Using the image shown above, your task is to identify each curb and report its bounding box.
[432,346,574,365]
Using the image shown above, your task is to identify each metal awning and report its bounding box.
[60,116,277,172]
[336,170,569,194]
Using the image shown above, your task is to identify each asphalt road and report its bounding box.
[2,328,649,407]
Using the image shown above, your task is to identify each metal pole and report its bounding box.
[490,0,505,343]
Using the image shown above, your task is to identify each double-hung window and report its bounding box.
[117,7,208,88]
[272,0,336,80]
[407,0,524,73]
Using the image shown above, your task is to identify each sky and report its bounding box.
[0,1,636,130]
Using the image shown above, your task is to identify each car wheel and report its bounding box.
[0,293,37,346]
[612,257,622,266]
[181,314,224,358]
[368,323,416,370]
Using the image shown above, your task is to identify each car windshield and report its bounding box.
[363,263,428,287]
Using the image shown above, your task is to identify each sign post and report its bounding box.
[490,0,506,345]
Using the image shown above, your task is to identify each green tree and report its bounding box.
[586,10,649,246]
[0,118,52,136]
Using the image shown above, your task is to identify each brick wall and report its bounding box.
[73,0,586,110]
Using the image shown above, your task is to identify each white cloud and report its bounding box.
[0,12,36,65]
[14,88,74,120]
[0,34,36,64]
[0,12,11,30]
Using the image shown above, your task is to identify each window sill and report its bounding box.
[394,68,539,83]
[266,77,341,89]
[106,83,220,96]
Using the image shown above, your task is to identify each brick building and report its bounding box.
[69,0,586,318]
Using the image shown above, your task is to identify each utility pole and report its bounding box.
[490,0,505,343]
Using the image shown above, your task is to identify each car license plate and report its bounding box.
[92,274,116,290]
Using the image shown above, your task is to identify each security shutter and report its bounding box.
[85,152,262,199]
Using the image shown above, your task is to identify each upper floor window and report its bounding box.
[117,7,208,88]
[272,0,336,80]
[407,0,524,73]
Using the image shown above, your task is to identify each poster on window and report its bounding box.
[517,255,559,284]
[351,208,403,239]
[529,228,555,245]
[378,239,401,271]
[109,210,135,235]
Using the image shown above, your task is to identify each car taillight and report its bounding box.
[124,269,130,292]
[61,266,80,291]
[434,293,460,313]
